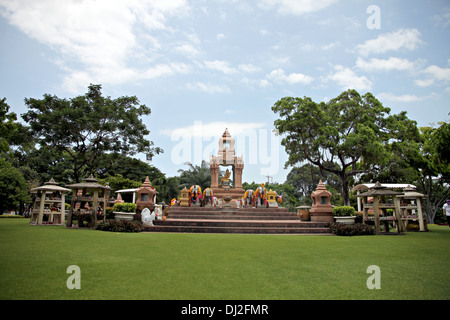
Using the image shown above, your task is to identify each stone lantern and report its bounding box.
[309,180,333,222]
[135,176,158,212]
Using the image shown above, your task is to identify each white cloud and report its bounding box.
[0,0,190,93]
[204,61,260,75]
[356,57,417,72]
[356,29,422,56]
[378,92,423,103]
[186,82,231,94]
[161,121,266,138]
[267,68,313,85]
[414,79,435,87]
[238,64,261,73]
[175,44,200,57]
[260,0,337,15]
[301,41,340,52]
[204,60,238,75]
[414,65,450,87]
[432,8,450,28]
[216,33,226,40]
[423,65,450,81]
[326,65,372,91]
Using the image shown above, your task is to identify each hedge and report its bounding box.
[332,206,356,216]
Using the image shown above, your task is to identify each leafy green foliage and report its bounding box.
[272,89,420,205]
[330,223,374,236]
[22,84,162,182]
[332,206,356,216]
[96,219,143,232]
[113,202,137,213]
[177,160,211,191]
[0,158,31,212]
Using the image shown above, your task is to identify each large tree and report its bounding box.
[272,89,419,205]
[0,157,31,213]
[0,97,26,155]
[415,123,450,223]
[22,84,162,182]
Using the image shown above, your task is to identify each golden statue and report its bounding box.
[220,169,231,185]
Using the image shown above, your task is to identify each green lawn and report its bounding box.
[1,218,449,300]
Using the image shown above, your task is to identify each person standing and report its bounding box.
[443,200,450,227]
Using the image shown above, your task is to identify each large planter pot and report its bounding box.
[296,206,311,221]
[334,216,356,224]
[114,212,135,221]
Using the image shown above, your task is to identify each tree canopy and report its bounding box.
[22,84,162,182]
[272,89,421,205]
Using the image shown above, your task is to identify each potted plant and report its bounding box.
[333,206,356,224]
[113,202,137,221]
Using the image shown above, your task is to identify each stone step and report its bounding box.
[145,219,331,234]
[144,206,332,234]
[169,211,298,217]
[168,214,300,220]
[169,208,295,216]
[170,206,288,214]
[154,219,327,228]
[146,224,331,234]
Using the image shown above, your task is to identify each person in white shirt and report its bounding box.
[443,200,450,227]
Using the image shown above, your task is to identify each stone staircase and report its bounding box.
[144,206,331,234]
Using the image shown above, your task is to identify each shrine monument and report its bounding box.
[210,128,245,206]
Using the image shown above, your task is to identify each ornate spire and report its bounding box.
[142,176,152,188]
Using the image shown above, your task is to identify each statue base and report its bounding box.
[213,187,245,208]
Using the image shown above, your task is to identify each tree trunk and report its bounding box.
[341,174,350,206]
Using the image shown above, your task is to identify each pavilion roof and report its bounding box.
[65,175,112,190]
[31,178,71,193]
[352,183,416,192]
[396,185,426,198]
[356,182,404,197]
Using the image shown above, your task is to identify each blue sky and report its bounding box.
[1,0,449,184]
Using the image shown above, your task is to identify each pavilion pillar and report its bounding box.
[416,198,425,232]
[234,164,243,189]
[393,196,404,233]
[38,191,46,225]
[357,190,361,212]
[373,196,380,235]
[67,195,74,227]
[61,192,66,225]
[210,162,219,189]
[92,190,99,229]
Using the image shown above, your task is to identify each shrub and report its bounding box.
[113,202,137,213]
[330,223,374,236]
[105,207,114,219]
[0,215,25,218]
[332,206,356,216]
[96,219,143,233]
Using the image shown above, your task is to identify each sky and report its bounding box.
[1,0,449,185]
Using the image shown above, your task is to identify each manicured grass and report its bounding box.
[1,219,449,300]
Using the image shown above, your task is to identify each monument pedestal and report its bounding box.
[214,187,244,207]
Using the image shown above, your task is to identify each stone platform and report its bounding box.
[144,206,331,234]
